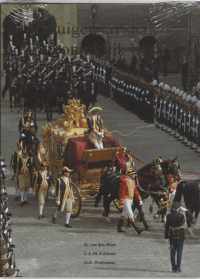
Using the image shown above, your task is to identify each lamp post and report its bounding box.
[91,4,97,34]
[186,11,193,90]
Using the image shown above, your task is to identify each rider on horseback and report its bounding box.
[19,110,37,136]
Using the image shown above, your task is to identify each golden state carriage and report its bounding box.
[42,99,121,217]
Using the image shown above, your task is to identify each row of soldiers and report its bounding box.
[94,61,200,150]
[153,81,200,150]
[94,62,154,122]
[2,33,98,121]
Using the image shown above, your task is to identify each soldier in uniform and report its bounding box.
[185,96,193,146]
[9,75,17,110]
[158,88,164,129]
[16,147,32,206]
[10,140,23,200]
[2,61,12,99]
[34,161,51,219]
[174,91,180,138]
[19,110,37,138]
[117,162,143,234]
[52,166,74,228]
[177,95,184,140]
[195,100,200,152]
[44,77,55,122]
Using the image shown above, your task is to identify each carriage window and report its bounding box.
[56,144,65,159]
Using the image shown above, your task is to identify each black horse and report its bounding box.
[174,180,200,223]
[95,158,180,225]
[137,158,181,221]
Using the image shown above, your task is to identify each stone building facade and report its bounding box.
[76,3,189,73]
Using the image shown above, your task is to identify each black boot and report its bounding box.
[143,219,149,231]
[131,221,143,235]
[52,216,56,224]
[94,193,101,207]
[139,208,149,230]
[117,219,125,232]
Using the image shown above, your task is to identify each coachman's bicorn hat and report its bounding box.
[63,166,73,173]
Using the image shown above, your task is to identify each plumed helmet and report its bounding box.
[171,86,176,93]
[151,80,158,86]
[190,96,194,103]
[0,159,6,168]
[159,82,164,88]
[185,95,190,102]
[164,84,170,91]
[179,90,184,97]
[182,93,187,100]
[175,88,179,95]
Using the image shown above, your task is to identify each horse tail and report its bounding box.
[174,181,184,202]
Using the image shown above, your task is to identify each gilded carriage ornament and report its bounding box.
[42,98,120,218]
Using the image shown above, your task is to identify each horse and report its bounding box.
[138,157,181,222]
[174,180,200,224]
[95,158,180,225]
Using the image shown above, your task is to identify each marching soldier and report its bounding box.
[117,162,143,235]
[16,147,32,206]
[52,166,74,228]
[10,141,23,200]
[120,150,149,230]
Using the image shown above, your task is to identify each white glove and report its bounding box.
[56,199,60,206]
[139,200,143,206]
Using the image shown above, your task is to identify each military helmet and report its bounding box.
[164,84,170,91]
[171,86,176,93]
[151,80,158,86]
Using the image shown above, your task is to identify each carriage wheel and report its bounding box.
[71,182,82,218]
[113,199,121,212]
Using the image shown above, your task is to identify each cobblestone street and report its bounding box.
[1,88,200,277]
